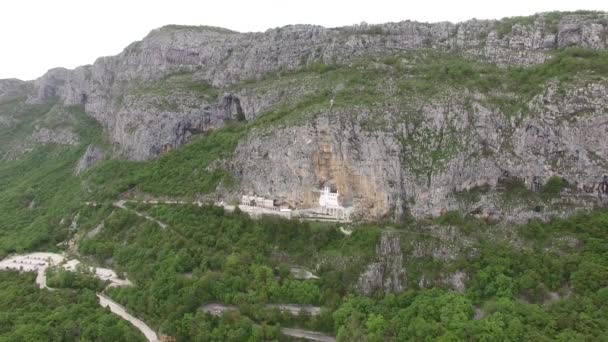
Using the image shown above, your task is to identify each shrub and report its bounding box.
[541,176,568,199]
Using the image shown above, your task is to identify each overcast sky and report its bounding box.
[1,0,606,80]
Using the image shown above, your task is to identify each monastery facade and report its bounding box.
[239,186,351,221]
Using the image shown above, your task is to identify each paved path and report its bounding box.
[339,226,353,236]
[1,253,151,341]
[97,293,159,342]
[201,302,238,316]
[113,200,190,242]
[202,302,322,317]
[281,328,336,342]
[36,266,49,289]
[291,267,320,280]
[201,303,334,341]
[266,304,322,316]
[115,197,351,223]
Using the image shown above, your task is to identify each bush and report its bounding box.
[541,176,568,200]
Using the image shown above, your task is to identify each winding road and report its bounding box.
[281,328,336,342]
[98,293,159,342]
[113,200,168,229]
[1,253,156,341]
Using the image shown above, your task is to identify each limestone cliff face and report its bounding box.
[0,79,30,103]
[1,12,608,221]
[232,79,608,221]
[357,232,406,295]
[14,13,608,160]
[233,115,407,220]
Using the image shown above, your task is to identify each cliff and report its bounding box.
[18,12,608,160]
[1,11,608,221]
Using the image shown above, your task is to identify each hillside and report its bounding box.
[0,11,607,341]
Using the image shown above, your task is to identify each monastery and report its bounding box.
[318,186,349,220]
[239,185,351,221]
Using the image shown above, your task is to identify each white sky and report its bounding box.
[1,0,606,80]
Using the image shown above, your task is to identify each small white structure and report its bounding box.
[318,186,350,220]
[236,188,351,222]
[319,186,340,208]
[240,195,278,211]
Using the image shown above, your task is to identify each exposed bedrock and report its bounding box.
[357,232,406,296]
[232,80,608,221]
[1,13,607,221]
[17,13,608,160]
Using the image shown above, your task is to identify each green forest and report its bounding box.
[0,272,144,341]
[73,203,608,341]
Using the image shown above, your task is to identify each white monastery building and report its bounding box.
[318,186,349,220]
[318,186,340,208]
[239,186,351,221]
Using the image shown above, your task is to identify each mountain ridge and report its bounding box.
[1,11,607,222]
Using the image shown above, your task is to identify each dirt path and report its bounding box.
[291,267,320,280]
[113,201,194,242]
[281,328,336,342]
[202,302,322,317]
[97,293,159,342]
[113,200,168,229]
[1,253,153,341]
[266,304,322,316]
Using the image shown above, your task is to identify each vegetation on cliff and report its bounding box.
[0,12,607,340]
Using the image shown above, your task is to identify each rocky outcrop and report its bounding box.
[85,71,245,159]
[0,79,30,104]
[29,13,608,101]
[442,271,468,292]
[27,68,69,104]
[357,232,406,295]
[75,145,104,175]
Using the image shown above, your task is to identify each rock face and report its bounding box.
[75,145,104,175]
[232,78,608,220]
[442,271,467,293]
[99,87,244,160]
[233,115,408,219]
[357,232,406,295]
[14,12,608,160]
[0,79,30,103]
[1,12,608,220]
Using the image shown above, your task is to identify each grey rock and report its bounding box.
[231,79,608,221]
[16,13,608,160]
[1,12,606,222]
[27,68,69,104]
[357,232,406,295]
[75,145,104,175]
[442,271,467,292]
[0,79,30,104]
